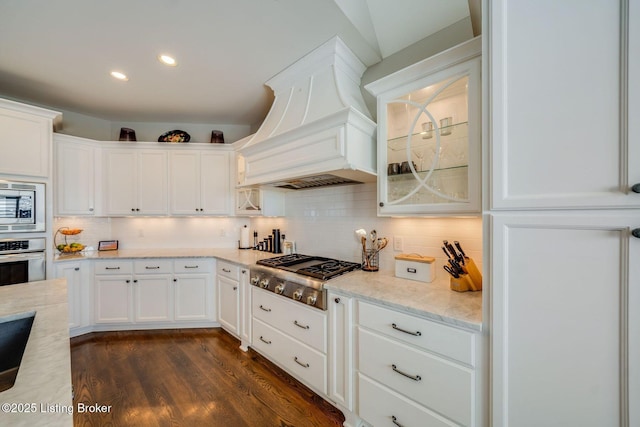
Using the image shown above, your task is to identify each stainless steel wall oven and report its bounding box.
[0,238,46,286]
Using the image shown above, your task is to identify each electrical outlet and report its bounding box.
[394,236,403,251]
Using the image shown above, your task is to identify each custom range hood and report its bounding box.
[238,37,377,190]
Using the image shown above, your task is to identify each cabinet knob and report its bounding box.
[133,279,138,283]
[379,202,384,207]
[233,286,237,290]
[89,208,94,212]
[131,208,136,212]
[126,279,130,283]
[136,208,140,212]
[632,184,640,193]
[74,267,80,271]
[334,297,341,303]
[632,228,640,238]
[173,278,177,282]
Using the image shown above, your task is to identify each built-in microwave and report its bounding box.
[0,180,45,233]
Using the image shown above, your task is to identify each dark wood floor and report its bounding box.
[70,328,345,427]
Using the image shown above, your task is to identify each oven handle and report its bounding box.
[0,252,45,263]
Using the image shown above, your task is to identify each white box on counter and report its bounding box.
[394,253,436,283]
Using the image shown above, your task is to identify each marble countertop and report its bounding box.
[0,279,73,427]
[325,270,482,331]
[55,248,483,331]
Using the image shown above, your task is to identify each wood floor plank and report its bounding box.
[70,328,345,427]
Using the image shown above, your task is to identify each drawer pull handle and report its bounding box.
[294,320,310,330]
[259,305,271,312]
[145,266,160,270]
[391,415,404,427]
[105,267,120,270]
[259,336,271,345]
[294,356,309,368]
[391,364,421,382]
[392,323,422,336]
[222,268,231,273]
[184,265,199,269]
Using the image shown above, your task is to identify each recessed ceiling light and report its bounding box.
[110,71,129,81]
[158,54,177,66]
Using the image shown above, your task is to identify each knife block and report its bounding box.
[450,274,474,292]
[464,257,483,291]
[449,257,483,292]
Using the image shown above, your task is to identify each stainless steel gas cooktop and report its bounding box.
[251,254,360,310]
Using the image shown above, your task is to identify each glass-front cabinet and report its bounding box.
[366,38,481,216]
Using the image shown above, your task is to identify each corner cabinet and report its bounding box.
[366,37,481,216]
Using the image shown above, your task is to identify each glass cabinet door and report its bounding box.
[367,39,481,216]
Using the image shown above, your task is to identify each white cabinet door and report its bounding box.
[94,275,133,323]
[54,135,97,215]
[54,261,83,329]
[489,0,640,209]
[137,150,168,215]
[169,151,201,214]
[169,150,230,215]
[134,275,172,322]
[104,148,167,215]
[104,149,137,215]
[200,151,230,215]
[491,213,640,427]
[327,291,354,411]
[0,103,55,177]
[174,274,211,321]
[218,274,239,336]
[239,267,251,349]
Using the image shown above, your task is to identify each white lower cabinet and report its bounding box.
[53,260,92,336]
[251,286,328,395]
[174,258,214,321]
[217,261,240,336]
[356,300,481,427]
[94,258,215,328]
[328,291,354,412]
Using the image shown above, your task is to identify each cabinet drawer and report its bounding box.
[359,374,457,427]
[134,259,172,274]
[252,318,327,394]
[252,287,326,353]
[94,260,133,275]
[174,258,212,273]
[358,301,474,366]
[217,261,240,280]
[358,328,472,426]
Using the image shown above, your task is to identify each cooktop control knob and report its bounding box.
[274,283,285,294]
[293,289,303,301]
[250,276,259,286]
[259,278,270,289]
[306,294,317,306]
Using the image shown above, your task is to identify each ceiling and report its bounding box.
[0,0,471,127]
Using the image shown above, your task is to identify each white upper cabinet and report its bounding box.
[169,150,231,215]
[104,147,168,216]
[366,38,482,216]
[489,0,640,209]
[54,134,100,216]
[0,98,60,178]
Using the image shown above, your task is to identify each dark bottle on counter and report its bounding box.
[253,231,258,249]
[272,229,282,253]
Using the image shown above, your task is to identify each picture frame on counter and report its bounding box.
[98,240,118,251]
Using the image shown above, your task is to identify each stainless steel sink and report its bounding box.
[0,311,35,393]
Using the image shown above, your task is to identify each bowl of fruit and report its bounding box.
[57,242,85,253]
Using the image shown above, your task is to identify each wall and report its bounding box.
[252,183,483,275]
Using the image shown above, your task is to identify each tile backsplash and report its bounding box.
[54,183,482,277]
